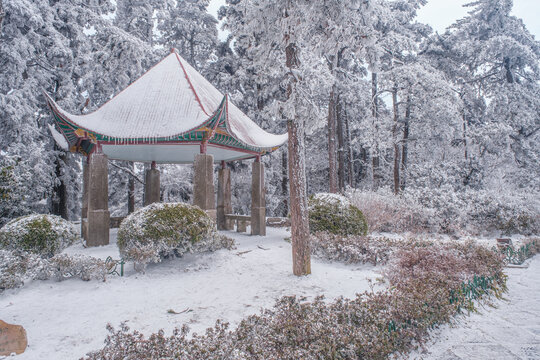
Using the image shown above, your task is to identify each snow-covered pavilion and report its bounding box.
[46,49,288,246]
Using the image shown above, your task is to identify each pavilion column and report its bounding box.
[81,157,89,240]
[86,150,110,246]
[144,161,160,206]
[193,153,216,220]
[251,157,266,236]
[217,161,232,230]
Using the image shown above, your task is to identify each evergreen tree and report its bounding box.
[157,0,218,71]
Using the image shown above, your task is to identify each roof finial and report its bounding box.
[170,48,177,54]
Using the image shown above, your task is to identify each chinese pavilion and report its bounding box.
[46,49,288,246]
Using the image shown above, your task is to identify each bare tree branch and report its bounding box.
[109,161,145,185]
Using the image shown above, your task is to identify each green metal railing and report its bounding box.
[105,256,125,276]
[500,242,536,265]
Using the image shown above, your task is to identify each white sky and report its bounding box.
[417,0,539,37]
[208,0,539,39]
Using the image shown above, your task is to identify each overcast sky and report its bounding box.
[208,0,539,39]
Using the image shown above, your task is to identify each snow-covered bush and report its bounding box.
[0,214,79,257]
[0,250,107,293]
[348,188,540,236]
[117,202,234,270]
[308,193,368,236]
[84,240,506,360]
[348,189,436,234]
[310,232,397,265]
[407,187,540,235]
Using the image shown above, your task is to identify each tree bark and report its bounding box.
[285,17,310,275]
[344,105,354,188]
[371,72,382,190]
[401,94,411,191]
[281,149,288,217]
[462,112,468,161]
[127,161,135,214]
[51,149,68,220]
[288,119,311,276]
[392,85,400,195]
[359,147,368,183]
[328,85,338,193]
[336,95,346,192]
[0,0,4,33]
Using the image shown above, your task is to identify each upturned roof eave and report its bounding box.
[46,91,287,155]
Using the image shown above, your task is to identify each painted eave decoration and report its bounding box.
[44,49,288,163]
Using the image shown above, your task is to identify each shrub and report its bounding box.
[308,193,368,236]
[347,189,437,234]
[0,214,79,257]
[0,250,107,293]
[117,202,234,270]
[406,187,540,235]
[84,240,507,360]
[310,232,398,265]
[348,188,540,236]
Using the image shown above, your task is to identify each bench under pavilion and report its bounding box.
[45,49,288,246]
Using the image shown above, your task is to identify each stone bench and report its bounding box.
[225,214,251,232]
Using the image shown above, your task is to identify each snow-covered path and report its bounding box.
[0,227,378,359]
[411,255,540,360]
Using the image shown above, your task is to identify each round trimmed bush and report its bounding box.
[0,214,78,257]
[117,202,230,270]
[308,193,368,236]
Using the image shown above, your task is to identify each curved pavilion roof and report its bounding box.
[45,49,288,164]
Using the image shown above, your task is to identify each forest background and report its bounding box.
[0,0,538,236]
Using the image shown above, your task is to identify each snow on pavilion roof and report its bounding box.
[45,50,288,163]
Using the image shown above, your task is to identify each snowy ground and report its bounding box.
[0,227,379,359]
[409,255,540,360]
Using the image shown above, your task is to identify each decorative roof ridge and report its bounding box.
[172,49,210,117]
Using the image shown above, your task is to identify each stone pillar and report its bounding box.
[81,157,89,240]
[87,151,110,246]
[217,161,232,230]
[251,158,266,236]
[193,153,216,220]
[144,161,160,206]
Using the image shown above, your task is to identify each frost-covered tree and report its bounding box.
[0,0,4,31]
[0,0,116,221]
[425,0,540,191]
[319,1,377,193]
[221,0,380,275]
[115,0,170,45]
[0,0,161,223]
[157,0,218,70]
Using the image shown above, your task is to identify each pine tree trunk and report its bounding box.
[190,31,196,68]
[359,147,368,182]
[0,0,4,32]
[128,161,135,214]
[462,112,468,161]
[52,150,68,220]
[337,95,345,192]
[344,106,354,188]
[392,86,400,195]
[328,85,338,193]
[401,95,411,191]
[285,23,310,275]
[371,72,381,190]
[281,149,288,217]
[288,119,311,276]
[146,8,153,46]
